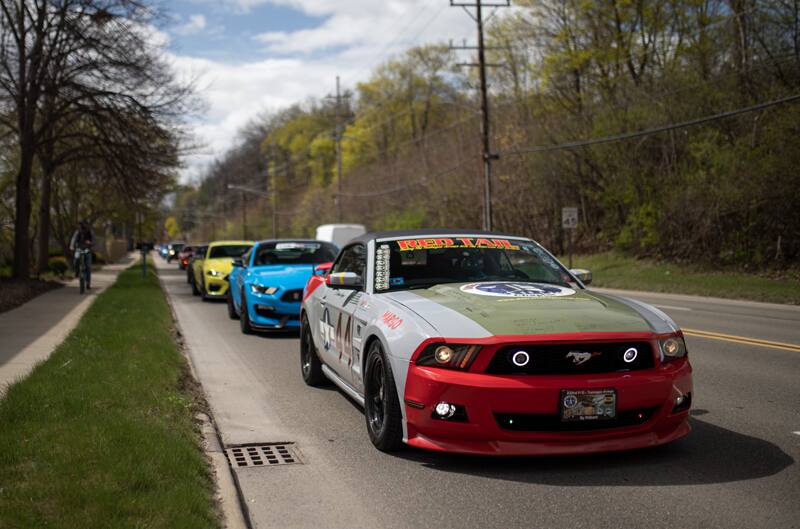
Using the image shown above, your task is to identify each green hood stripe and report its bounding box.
[410,283,651,336]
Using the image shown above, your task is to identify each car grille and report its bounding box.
[280,289,303,303]
[485,341,654,375]
[494,407,659,432]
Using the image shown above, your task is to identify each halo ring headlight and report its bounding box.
[511,350,530,367]
[623,347,638,363]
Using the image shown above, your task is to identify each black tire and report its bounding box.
[364,340,404,452]
[300,314,326,386]
[200,280,209,302]
[227,290,239,320]
[79,271,85,295]
[191,275,200,296]
[239,289,253,334]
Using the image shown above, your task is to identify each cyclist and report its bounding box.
[69,220,94,289]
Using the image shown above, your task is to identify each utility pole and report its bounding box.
[449,0,510,231]
[327,76,350,222]
[271,160,279,239]
[240,191,247,239]
[227,183,270,239]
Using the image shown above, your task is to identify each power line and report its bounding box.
[334,155,477,198]
[501,94,800,156]
[351,4,449,82]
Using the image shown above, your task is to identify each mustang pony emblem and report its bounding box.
[566,351,601,365]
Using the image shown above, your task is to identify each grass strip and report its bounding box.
[567,252,800,305]
[0,262,219,529]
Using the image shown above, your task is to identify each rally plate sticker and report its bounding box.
[560,389,616,422]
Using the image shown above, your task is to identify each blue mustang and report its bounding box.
[227,239,338,333]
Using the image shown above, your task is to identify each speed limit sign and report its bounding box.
[562,207,578,229]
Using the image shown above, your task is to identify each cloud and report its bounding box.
[169,53,363,182]
[165,1,492,182]
[174,14,208,36]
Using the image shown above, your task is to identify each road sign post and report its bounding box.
[562,207,578,269]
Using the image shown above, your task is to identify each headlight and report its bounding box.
[250,284,277,295]
[416,343,480,371]
[207,269,222,277]
[659,335,687,362]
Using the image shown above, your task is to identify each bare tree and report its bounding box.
[0,0,194,278]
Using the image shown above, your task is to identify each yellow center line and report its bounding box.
[682,328,800,352]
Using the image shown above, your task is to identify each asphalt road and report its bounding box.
[156,259,800,529]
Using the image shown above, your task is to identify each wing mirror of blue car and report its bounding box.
[570,268,592,285]
[232,257,244,268]
[326,272,362,289]
[314,262,333,276]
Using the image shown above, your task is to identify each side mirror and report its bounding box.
[314,262,333,276]
[326,272,362,289]
[570,268,592,285]
[232,257,244,268]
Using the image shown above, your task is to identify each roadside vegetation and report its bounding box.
[572,252,800,305]
[0,263,219,529]
[168,0,798,276]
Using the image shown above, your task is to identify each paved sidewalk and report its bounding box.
[0,254,136,395]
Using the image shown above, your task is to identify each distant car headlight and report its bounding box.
[250,284,278,295]
[207,269,223,277]
[416,343,480,371]
[659,335,687,362]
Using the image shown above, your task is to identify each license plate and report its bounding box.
[560,389,616,422]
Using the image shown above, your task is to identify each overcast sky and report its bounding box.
[161,0,480,183]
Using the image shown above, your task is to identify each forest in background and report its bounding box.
[170,0,800,269]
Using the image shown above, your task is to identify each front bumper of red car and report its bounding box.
[402,335,692,456]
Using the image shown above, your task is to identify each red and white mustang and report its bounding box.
[300,229,692,455]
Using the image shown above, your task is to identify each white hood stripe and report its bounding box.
[383,291,493,339]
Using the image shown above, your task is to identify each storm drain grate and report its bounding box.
[224,443,302,468]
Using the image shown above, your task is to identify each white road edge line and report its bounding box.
[655,304,692,312]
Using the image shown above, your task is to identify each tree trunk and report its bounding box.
[37,167,53,275]
[13,146,34,279]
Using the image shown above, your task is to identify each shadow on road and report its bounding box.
[394,417,793,487]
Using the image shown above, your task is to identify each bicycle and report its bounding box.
[74,247,92,294]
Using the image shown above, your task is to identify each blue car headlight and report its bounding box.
[250,284,277,295]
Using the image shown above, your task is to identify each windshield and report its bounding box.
[253,241,337,266]
[374,236,577,291]
[209,244,252,259]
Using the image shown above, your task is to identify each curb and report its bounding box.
[154,263,252,529]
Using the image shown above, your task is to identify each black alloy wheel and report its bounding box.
[201,279,210,301]
[300,314,326,386]
[239,289,254,334]
[227,290,239,320]
[364,340,403,452]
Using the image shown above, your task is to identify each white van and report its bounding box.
[315,224,366,248]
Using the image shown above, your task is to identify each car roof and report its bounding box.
[208,240,254,247]
[350,228,530,245]
[253,238,334,246]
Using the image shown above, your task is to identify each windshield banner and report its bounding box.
[396,238,520,251]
